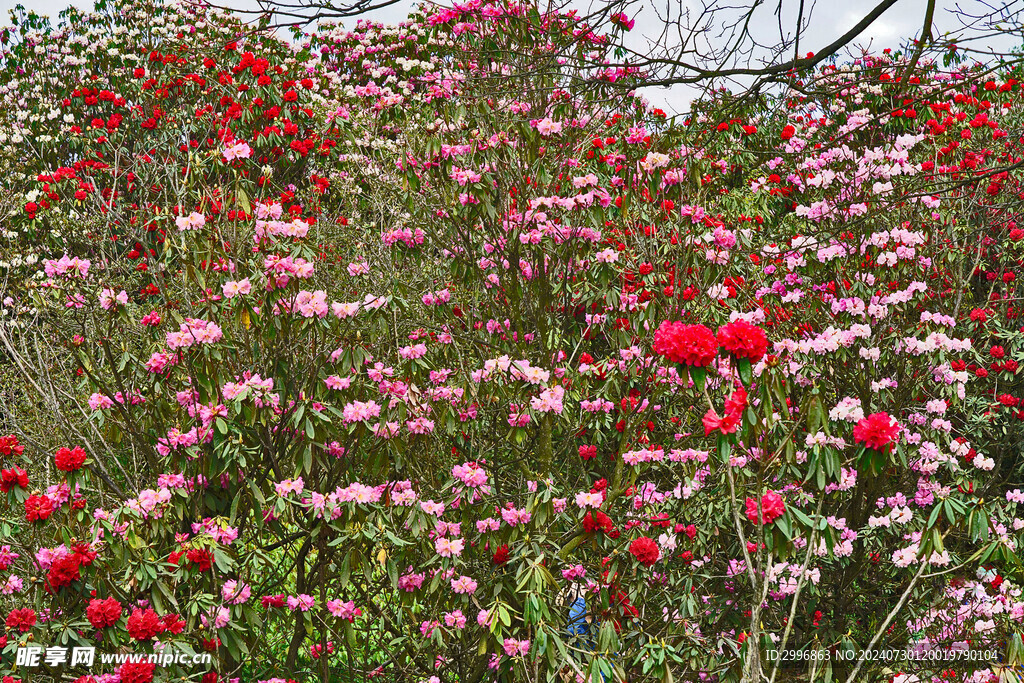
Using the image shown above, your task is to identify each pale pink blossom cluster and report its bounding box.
[175,211,206,231]
[263,255,315,288]
[529,385,564,414]
[223,141,252,161]
[382,227,425,247]
[43,254,91,278]
[341,400,382,423]
[166,318,224,350]
[124,487,173,519]
[421,288,451,305]
[452,462,488,488]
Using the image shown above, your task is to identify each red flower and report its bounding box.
[261,594,286,608]
[162,613,186,634]
[46,554,82,592]
[87,597,122,629]
[762,493,785,524]
[491,544,509,565]
[745,491,786,525]
[653,322,717,367]
[716,320,768,362]
[649,513,671,528]
[578,445,597,460]
[186,548,214,572]
[610,12,635,30]
[55,446,87,472]
[126,608,164,641]
[628,536,660,567]
[725,387,748,415]
[5,608,37,632]
[119,661,156,683]
[72,543,98,566]
[582,510,614,534]
[24,494,54,523]
[853,412,900,452]
[0,435,24,457]
[702,408,740,436]
[781,125,796,140]
[0,467,28,492]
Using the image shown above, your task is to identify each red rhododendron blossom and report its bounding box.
[126,607,164,641]
[703,408,740,436]
[853,412,900,452]
[724,387,748,415]
[652,321,717,367]
[5,608,37,632]
[119,661,156,683]
[0,435,24,457]
[24,494,54,523]
[0,467,28,492]
[628,536,660,567]
[46,554,82,592]
[87,597,123,629]
[745,491,786,525]
[261,594,286,609]
[716,320,768,362]
[186,548,214,571]
[55,445,87,472]
[582,510,614,534]
[162,613,186,634]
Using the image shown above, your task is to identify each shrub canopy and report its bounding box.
[1,1,1024,682]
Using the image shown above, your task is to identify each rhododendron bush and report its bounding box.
[1,0,1024,681]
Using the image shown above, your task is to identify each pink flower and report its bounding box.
[452,462,488,488]
[443,609,467,628]
[275,478,304,497]
[222,279,251,298]
[286,594,315,611]
[324,375,351,390]
[435,537,465,558]
[450,575,477,594]
[175,212,206,231]
[534,118,562,136]
[610,12,635,30]
[223,141,251,161]
[502,638,530,657]
[88,393,115,411]
[326,599,361,621]
[222,580,251,604]
[99,288,128,310]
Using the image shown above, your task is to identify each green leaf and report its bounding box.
[691,366,706,392]
[737,358,752,386]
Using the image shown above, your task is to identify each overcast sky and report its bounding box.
[2,0,1018,112]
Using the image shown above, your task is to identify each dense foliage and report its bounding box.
[1,1,1024,682]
